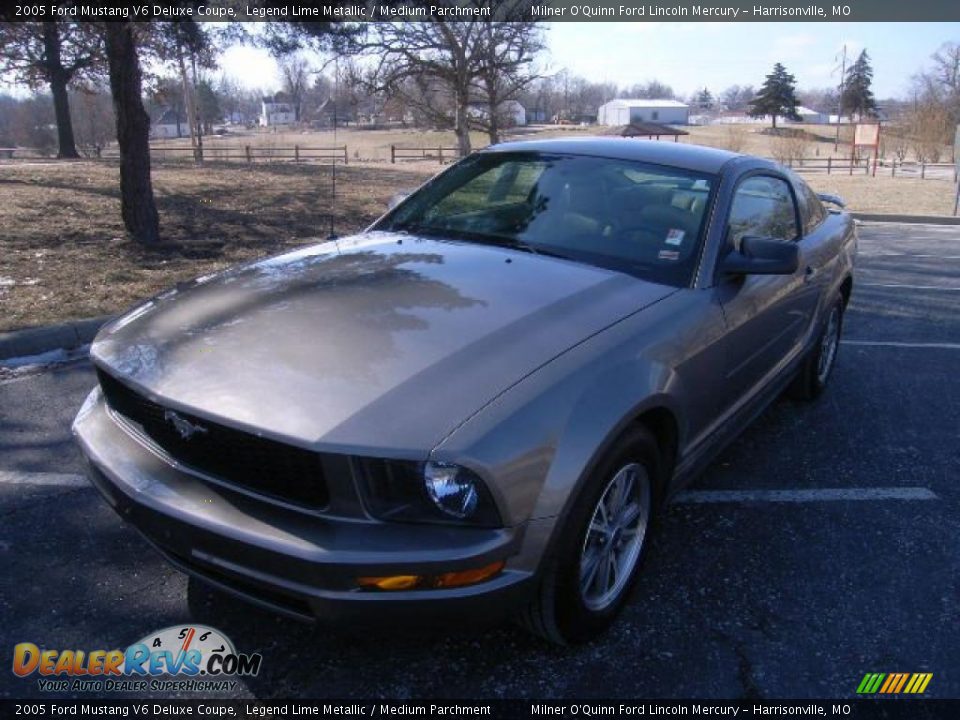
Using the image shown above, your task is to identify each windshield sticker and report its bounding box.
[665,229,685,246]
[658,249,680,261]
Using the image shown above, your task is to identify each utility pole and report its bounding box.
[834,44,847,153]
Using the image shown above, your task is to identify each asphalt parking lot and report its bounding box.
[1,222,957,700]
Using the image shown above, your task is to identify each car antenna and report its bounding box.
[327,56,340,243]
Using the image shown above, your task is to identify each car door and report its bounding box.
[790,172,841,315]
[714,173,823,414]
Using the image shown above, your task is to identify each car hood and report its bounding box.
[91,232,676,454]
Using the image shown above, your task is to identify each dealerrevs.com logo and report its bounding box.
[12,625,262,693]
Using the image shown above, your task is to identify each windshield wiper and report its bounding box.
[391,223,576,261]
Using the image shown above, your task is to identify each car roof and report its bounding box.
[483,137,744,175]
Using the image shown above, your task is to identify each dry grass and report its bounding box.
[803,174,957,215]
[680,123,847,158]
[154,127,515,164]
[0,160,434,332]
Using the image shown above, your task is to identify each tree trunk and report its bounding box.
[772,114,778,130]
[42,22,79,159]
[485,79,500,145]
[454,85,472,157]
[177,39,201,162]
[105,23,160,245]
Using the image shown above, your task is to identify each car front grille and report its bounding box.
[96,368,328,509]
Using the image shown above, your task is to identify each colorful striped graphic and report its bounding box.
[857,672,933,694]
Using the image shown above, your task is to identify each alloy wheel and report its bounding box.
[817,304,841,384]
[579,462,651,611]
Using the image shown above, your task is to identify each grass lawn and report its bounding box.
[0,161,435,332]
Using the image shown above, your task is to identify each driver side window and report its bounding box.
[727,176,799,247]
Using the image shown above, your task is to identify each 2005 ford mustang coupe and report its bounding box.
[74,138,856,644]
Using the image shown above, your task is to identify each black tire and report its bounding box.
[789,296,844,401]
[519,425,663,645]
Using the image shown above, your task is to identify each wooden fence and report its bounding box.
[783,157,872,174]
[881,161,957,180]
[390,145,464,164]
[784,156,957,180]
[104,144,349,165]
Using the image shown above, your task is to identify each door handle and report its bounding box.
[804,266,817,282]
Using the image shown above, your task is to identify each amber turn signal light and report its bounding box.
[357,560,505,591]
[434,561,505,588]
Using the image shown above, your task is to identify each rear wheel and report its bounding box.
[519,426,661,644]
[790,297,844,400]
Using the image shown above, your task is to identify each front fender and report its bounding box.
[430,289,723,574]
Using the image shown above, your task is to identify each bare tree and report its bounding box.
[884,125,910,162]
[342,4,539,155]
[906,99,950,162]
[472,21,544,144]
[346,22,486,155]
[5,92,57,154]
[622,80,675,99]
[0,21,103,158]
[149,21,218,161]
[70,85,115,157]
[279,54,311,122]
[915,41,960,123]
[720,84,756,112]
[0,93,17,147]
[797,86,838,113]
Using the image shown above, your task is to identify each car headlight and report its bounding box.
[356,459,501,527]
[424,462,479,519]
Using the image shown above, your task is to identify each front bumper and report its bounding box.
[73,389,536,624]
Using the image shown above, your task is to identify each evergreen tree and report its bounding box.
[748,63,801,129]
[695,87,713,110]
[841,50,878,120]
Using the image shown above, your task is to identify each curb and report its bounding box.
[852,213,960,225]
[0,315,112,362]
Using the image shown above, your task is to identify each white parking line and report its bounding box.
[859,283,960,291]
[859,252,960,260]
[673,487,938,504]
[0,471,88,488]
[842,340,960,350]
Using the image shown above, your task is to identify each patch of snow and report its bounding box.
[0,344,90,371]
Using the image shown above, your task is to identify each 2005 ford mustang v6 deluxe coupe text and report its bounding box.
[74,138,856,643]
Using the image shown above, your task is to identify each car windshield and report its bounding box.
[376,151,715,287]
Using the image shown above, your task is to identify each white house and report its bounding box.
[467,99,527,127]
[793,106,829,124]
[151,109,187,139]
[260,94,297,127]
[597,99,690,126]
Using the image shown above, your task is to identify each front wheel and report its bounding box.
[519,426,661,645]
[790,296,844,400]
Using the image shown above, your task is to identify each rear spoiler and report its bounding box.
[818,193,846,209]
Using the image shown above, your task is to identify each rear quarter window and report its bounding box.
[794,176,827,235]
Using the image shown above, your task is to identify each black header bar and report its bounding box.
[1,699,958,719]
[8,0,960,23]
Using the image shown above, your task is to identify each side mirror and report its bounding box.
[387,190,413,211]
[721,236,799,276]
[817,192,845,209]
